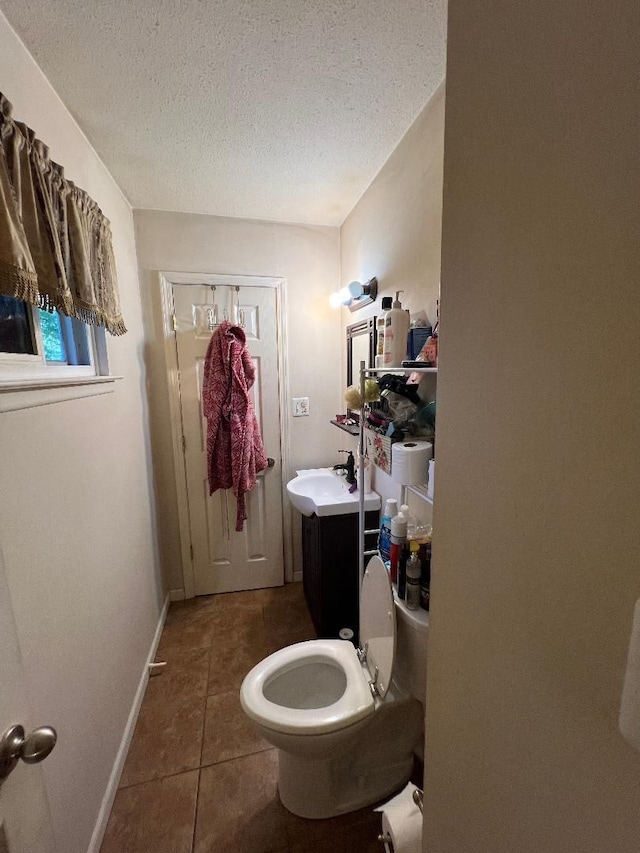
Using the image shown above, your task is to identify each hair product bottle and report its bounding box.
[390,510,408,590]
[376,296,393,367]
[383,291,410,368]
[378,498,397,565]
[406,541,422,610]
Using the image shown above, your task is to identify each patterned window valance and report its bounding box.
[0,92,126,335]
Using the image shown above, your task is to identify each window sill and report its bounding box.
[0,375,123,413]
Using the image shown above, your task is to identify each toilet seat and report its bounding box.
[240,639,374,736]
[359,555,397,699]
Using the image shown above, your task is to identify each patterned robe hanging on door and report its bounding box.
[202,321,268,532]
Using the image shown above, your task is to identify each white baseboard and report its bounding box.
[169,587,185,601]
[87,594,170,853]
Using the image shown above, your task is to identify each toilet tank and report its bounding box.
[393,594,429,704]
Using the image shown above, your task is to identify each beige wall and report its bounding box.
[133,210,343,590]
[0,11,164,853]
[426,2,640,851]
[340,84,445,519]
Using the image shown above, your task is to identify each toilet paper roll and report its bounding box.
[376,783,423,853]
[391,441,433,486]
[382,810,422,853]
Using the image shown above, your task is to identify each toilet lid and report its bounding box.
[360,555,396,699]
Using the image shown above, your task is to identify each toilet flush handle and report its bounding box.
[368,665,380,698]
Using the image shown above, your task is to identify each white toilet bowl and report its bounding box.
[240,556,427,819]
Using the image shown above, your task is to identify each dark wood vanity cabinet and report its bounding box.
[301,510,379,642]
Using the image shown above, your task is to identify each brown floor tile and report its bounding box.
[100,770,198,853]
[119,694,205,788]
[208,632,272,695]
[157,614,216,656]
[149,647,210,703]
[263,585,314,637]
[267,624,317,655]
[208,605,266,643]
[214,587,278,611]
[201,690,271,766]
[194,750,288,853]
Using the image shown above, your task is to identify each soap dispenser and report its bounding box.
[383,291,410,368]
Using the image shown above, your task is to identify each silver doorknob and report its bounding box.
[0,724,57,784]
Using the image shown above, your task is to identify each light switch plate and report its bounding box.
[292,397,310,417]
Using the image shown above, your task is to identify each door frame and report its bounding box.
[158,271,293,599]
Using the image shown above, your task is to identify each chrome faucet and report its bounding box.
[333,450,356,485]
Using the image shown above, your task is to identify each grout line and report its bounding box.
[117,767,202,791]
[190,767,201,853]
[198,744,273,771]
[190,651,210,853]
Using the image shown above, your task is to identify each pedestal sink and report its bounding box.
[286,467,381,517]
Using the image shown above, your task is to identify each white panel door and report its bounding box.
[0,548,54,853]
[173,283,284,594]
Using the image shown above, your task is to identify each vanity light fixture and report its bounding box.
[329,277,378,312]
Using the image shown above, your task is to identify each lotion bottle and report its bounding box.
[383,291,410,367]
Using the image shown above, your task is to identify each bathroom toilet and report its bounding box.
[240,555,428,819]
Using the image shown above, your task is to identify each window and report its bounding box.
[0,295,107,382]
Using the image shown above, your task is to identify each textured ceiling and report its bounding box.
[2,0,447,225]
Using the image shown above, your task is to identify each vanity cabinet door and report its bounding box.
[301,514,322,635]
[301,511,379,642]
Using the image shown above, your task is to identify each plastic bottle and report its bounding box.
[419,528,432,611]
[406,541,422,610]
[400,504,417,540]
[378,498,397,565]
[390,511,408,589]
[383,291,411,368]
[375,296,393,368]
[398,540,409,600]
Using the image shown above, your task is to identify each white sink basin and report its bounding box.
[286,467,381,517]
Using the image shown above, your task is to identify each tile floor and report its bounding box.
[100,583,385,852]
